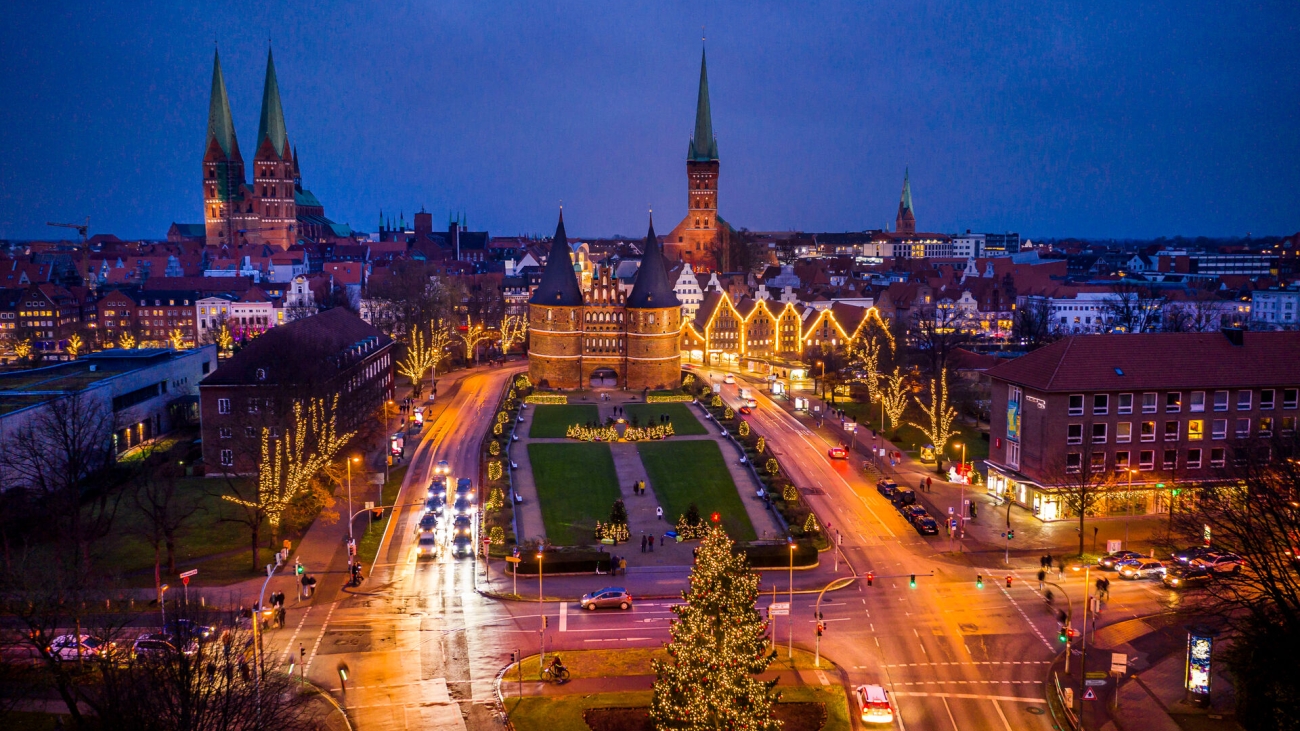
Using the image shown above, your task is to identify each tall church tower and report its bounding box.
[666,48,721,267]
[895,168,916,235]
[252,49,297,249]
[203,50,245,245]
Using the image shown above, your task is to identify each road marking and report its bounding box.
[991,699,1013,730]
[997,583,1053,651]
[814,669,830,685]
[277,605,314,664]
[559,602,568,632]
[584,637,651,642]
[892,692,1044,703]
[941,696,959,730]
[304,600,339,672]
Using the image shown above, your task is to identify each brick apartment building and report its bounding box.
[198,308,393,474]
[985,330,1300,522]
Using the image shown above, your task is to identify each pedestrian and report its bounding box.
[1037,569,1046,591]
[641,535,647,552]
[1103,577,1111,601]
[660,535,664,547]
[926,476,932,492]
[1057,559,1065,580]
[648,537,654,553]
[277,605,286,628]
[656,506,664,520]
[620,558,627,575]
[1096,577,1105,596]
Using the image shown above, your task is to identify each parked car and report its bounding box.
[452,515,473,537]
[416,532,439,558]
[164,618,215,644]
[854,684,895,725]
[1119,558,1167,580]
[892,487,916,507]
[435,460,451,476]
[914,516,940,535]
[48,634,110,661]
[876,479,898,499]
[827,446,848,459]
[132,633,195,660]
[1173,546,1214,566]
[901,505,928,524]
[451,534,473,557]
[415,513,439,534]
[1098,550,1144,570]
[1191,553,1243,575]
[1162,566,1213,589]
[580,587,633,611]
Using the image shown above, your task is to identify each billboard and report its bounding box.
[1006,399,1021,443]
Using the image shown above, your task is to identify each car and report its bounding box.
[452,514,473,537]
[428,478,447,497]
[746,398,758,409]
[724,374,735,384]
[854,684,895,725]
[415,514,439,535]
[1173,546,1214,566]
[434,460,451,476]
[455,478,475,501]
[901,505,928,524]
[1163,566,1213,589]
[891,487,916,507]
[132,633,195,660]
[739,406,752,415]
[827,446,848,459]
[914,516,940,535]
[453,497,473,516]
[164,618,215,644]
[1191,552,1243,574]
[876,479,898,498]
[580,587,633,611]
[423,496,445,516]
[416,532,439,558]
[451,534,473,557]
[1097,550,1145,570]
[48,634,110,661]
[1118,558,1167,580]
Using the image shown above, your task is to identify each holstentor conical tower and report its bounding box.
[527,211,585,388]
[624,214,683,389]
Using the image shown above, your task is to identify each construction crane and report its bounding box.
[46,217,90,244]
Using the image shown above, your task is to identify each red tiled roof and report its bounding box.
[986,332,1300,392]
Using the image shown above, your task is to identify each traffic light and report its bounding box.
[710,512,721,524]
[1058,627,1068,643]
[295,559,304,576]
[1007,529,1014,540]
[816,621,825,637]
[976,575,984,589]
[909,574,917,588]
[866,572,874,587]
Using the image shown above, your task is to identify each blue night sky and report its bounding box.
[2,1,1297,241]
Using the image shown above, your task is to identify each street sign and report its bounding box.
[769,602,790,611]
[179,569,198,579]
[182,576,190,586]
[1111,653,1128,674]
[1085,679,1107,687]
[1086,671,1107,679]
[1083,688,1097,701]
[364,501,374,510]
[768,607,789,616]
[505,556,521,563]
[1107,539,1122,553]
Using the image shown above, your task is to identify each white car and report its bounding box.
[724,374,735,384]
[1119,558,1167,580]
[48,634,110,661]
[435,460,451,476]
[416,532,439,558]
[855,684,894,725]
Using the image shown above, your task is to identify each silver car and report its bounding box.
[580,587,633,611]
[1118,558,1167,580]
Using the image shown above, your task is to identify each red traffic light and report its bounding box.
[710,512,721,523]
[866,572,874,586]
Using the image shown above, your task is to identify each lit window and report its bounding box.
[1116,422,1131,443]
[1165,392,1181,413]
[1140,421,1156,442]
[1187,420,1203,441]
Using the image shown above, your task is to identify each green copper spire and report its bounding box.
[256,48,289,158]
[687,48,718,161]
[900,167,913,213]
[206,49,238,158]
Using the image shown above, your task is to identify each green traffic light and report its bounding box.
[909,574,916,588]
[976,575,984,589]
[1059,630,1068,642]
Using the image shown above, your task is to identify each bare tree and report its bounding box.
[1103,280,1163,333]
[910,305,972,377]
[132,455,201,601]
[1047,444,1114,557]
[1012,297,1060,349]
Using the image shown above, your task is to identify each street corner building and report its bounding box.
[983,329,1300,522]
[198,308,394,474]
[527,212,682,391]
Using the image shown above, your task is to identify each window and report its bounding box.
[1006,441,1020,470]
[220,449,234,467]
[1235,418,1250,438]
[1212,419,1227,440]
[218,427,232,439]
[1261,389,1275,410]
[1164,421,1180,441]
[1187,448,1202,469]
[1162,449,1177,469]
[1188,420,1204,441]
[1190,391,1205,413]
[1259,417,1273,437]
[1091,452,1106,470]
[1210,448,1226,468]
[1115,451,1130,469]
[1213,390,1229,411]
[1284,388,1298,410]
[256,368,267,381]
[1283,416,1297,435]
[1068,395,1084,416]
[1093,394,1109,415]
[1116,422,1132,443]
[1065,453,1081,473]
[1142,392,1158,413]
[1067,424,1083,444]
[1139,450,1155,470]
[1092,423,1108,444]
[217,398,230,415]
[1166,392,1181,413]
[1141,421,1156,442]
[1237,391,1252,410]
[1118,393,1133,414]
[247,399,259,414]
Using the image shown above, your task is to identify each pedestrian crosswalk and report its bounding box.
[877,661,1050,668]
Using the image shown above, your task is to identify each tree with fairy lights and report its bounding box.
[651,526,780,731]
[910,368,958,467]
[881,367,910,437]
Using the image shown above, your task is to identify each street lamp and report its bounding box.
[537,551,546,665]
[347,456,361,542]
[1125,468,1139,550]
[787,540,796,659]
[385,400,395,483]
[1071,563,1093,719]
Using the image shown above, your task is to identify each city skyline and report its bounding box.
[2,1,1298,241]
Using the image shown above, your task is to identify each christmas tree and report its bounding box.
[650,526,780,730]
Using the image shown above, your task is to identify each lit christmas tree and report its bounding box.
[651,526,780,731]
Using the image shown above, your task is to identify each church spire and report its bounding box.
[687,47,718,162]
[256,47,289,159]
[529,209,584,306]
[896,168,916,235]
[206,49,239,159]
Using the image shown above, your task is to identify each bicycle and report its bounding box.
[541,665,570,683]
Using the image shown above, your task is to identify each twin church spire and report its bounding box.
[205,48,290,165]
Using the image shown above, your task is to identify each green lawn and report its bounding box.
[623,402,707,435]
[529,404,600,438]
[637,440,756,541]
[507,692,652,731]
[527,443,622,545]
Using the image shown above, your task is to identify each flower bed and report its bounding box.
[481,373,532,554]
[565,423,675,442]
[646,394,694,403]
[524,393,567,404]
